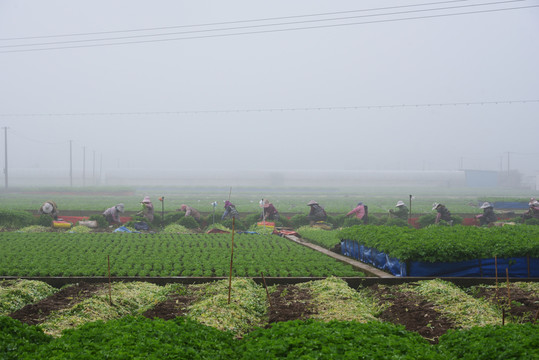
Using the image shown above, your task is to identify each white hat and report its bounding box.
[480,202,492,209]
[396,201,405,207]
[307,200,318,206]
[116,203,125,213]
[42,202,53,214]
[432,203,439,211]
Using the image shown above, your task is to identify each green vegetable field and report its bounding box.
[0,232,362,277]
[1,278,538,359]
[339,225,539,262]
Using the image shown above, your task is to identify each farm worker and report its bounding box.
[521,199,539,220]
[103,203,124,225]
[137,196,154,222]
[179,204,201,221]
[476,202,497,226]
[346,202,368,224]
[389,201,409,220]
[38,201,59,220]
[432,203,452,225]
[222,200,239,220]
[306,200,327,225]
[260,199,280,221]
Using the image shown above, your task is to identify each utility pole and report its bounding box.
[99,153,103,186]
[2,127,8,189]
[83,146,86,187]
[92,150,96,186]
[69,140,73,187]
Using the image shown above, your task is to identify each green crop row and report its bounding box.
[2,277,537,359]
[0,233,363,277]
[3,316,536,360]
[296,227,341,249]
[338,225,539,263]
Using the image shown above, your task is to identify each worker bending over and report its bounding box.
[307,200,327,225]
[39,201,59,220]
[103,203,125,225]
[179,204,201,222]
[389,201,409,220]
[260,199,280,221]
[432,203,452,225]
[346,201,368,224]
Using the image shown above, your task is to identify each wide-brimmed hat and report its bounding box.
[357,202,363,206]
[396,201,405,207]
[116,203,125,213]
[141,196,151,204]
[307,200,318,206]
[42,202,53,214]
[432,203,440,211]
[480,202,492,209]
[529,198,537,205]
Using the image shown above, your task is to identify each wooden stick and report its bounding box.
[502,307,505,326]
[228,217,235,304]
[495,256,498,297]
[261,271,272,309]
[506,267,511,308]
[107,255,112,305]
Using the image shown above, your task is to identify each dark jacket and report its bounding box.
[307,204,327,222]
[435,205,452,223]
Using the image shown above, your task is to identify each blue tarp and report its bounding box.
[341,239,538,277]
[113,226,140,233]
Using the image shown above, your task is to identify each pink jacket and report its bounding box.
[347,205,365,219]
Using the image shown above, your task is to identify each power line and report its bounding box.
[1,3,537,53]
[1,99,537,118]
[0,0,470,41]
[0,0,527,48]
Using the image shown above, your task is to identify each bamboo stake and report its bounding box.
[495,256,498,297]
[228,217,235,304]
[107,255,112,305]
[506,267,511,308]
[261,271,272,309]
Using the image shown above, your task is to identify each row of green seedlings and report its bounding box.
[0,232,363,277]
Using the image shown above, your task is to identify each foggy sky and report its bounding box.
[0,0,538,183]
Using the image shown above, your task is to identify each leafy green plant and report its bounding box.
[32,316,237,359]
[221,218,246,231]
[36,214,53,227]
[417,213,437,228]
[89,214,108,229]
[338,225,539,263]
[240,320,439,359]
[0,209,36,228]
[437,323,539,359]
[0,315,52,359]
[290,214,309,228]
[162,212,184,226]
[178,216,199,229]
[385,218,410,227]
[342,216,364,228]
